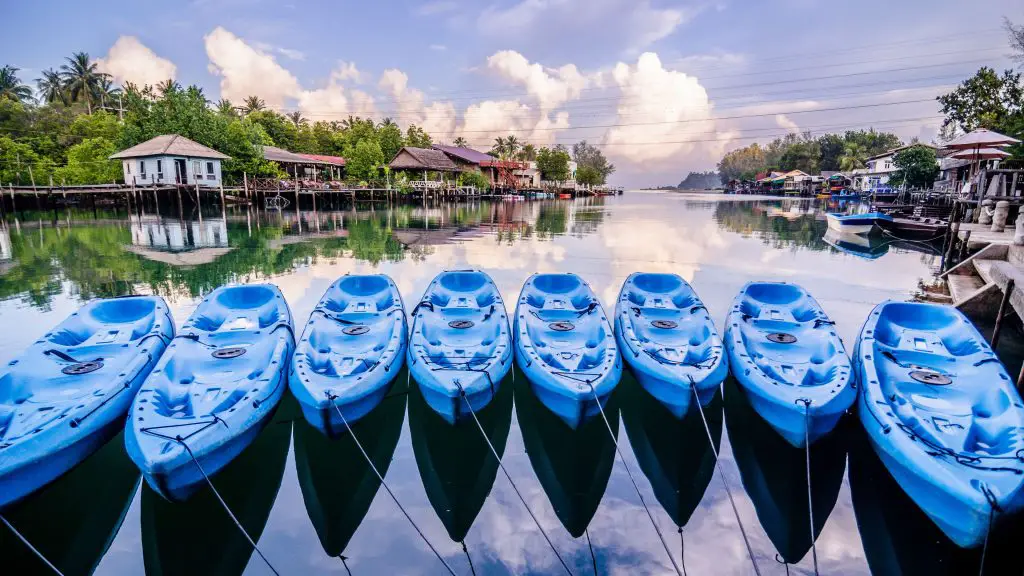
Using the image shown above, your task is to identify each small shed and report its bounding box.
[110,134,230,187]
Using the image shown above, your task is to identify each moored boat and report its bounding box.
[0,295,173,508]
[126,284,294,501]
[724,282,854,447]
[855,301,1024,548]
[825,211,892,235]
[515,273,622,429]
[290,274,406,436]
[614,272,727,418]
[408,270,512,423]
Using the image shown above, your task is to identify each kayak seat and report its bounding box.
[304,317,393,379]
[323,275,395,313]
[188,285,285,334]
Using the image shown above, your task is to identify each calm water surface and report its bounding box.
[1,191,1018,575]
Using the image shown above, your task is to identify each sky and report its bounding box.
[3,0,1024,186]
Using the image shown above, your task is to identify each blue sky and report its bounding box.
[4,0,1023,185]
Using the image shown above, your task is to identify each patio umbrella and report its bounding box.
[944,128,1021,149]
[950,147,1012,160]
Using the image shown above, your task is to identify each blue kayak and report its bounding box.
[855,301,1024,548]
[0,296,172,508]
[408,270,512,423]
[515,273,622,429]
[724,282,854,447]
[615,273,727,418]
[290,274,406,436]
[126,284,294,501]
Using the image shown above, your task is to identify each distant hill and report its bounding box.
[677,171,720,190]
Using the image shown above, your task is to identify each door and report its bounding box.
[174,159,187,185]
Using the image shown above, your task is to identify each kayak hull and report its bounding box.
[515,273,622,429]
[0,295,173,508]
[408,270,512,423]
[614,272,727,419]
[724,282,854,448]
[855,301,1024,548]
[290,274,407,437]
[126,284,294,501]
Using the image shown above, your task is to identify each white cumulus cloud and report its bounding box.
[379,69,457,137]
[487,50,589,112]
[96,36,177,88]
[204,26,301,107]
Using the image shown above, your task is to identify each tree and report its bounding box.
[937,67,1023,135]
[536,146,571,182]
[95,76,121,112]
[241,95,266,115]
[378,121,404,161]
[571,140,615,184]
[36,69,67,105]
[1007,18,1024,66]
[54,137,121,184]
[0,66,33,103]
[491,136,507,159]
[505,135,521,159]
[839,143,867,172]
[889,145,939,190]
[215,99,237,118]
[288,111,306,126]
[519,143,537,161]
[817,134,845,171]
[718,143,767,183]
[405,124,432,148]
[453,136,468,147]
[778,132,820,173]
[576,165,603,187]
[60,52,104,113]
[346,139,384,181]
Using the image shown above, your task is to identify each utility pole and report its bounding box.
[118,93,123,122]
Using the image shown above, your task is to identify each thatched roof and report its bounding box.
[110,134,230,160]
[389,147,459,171]
[263,145,325,165]
[299,153,346,166]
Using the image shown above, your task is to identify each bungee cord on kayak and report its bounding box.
[0,514,65,576]
[328,395,458,576]
[453,381,574,576]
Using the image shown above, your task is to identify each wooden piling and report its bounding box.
[959,230,972,262]
[991,279,1015,349]
[945,219,961,268]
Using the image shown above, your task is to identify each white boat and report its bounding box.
[825,212,891,235]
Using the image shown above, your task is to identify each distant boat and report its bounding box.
[825,212,892,235]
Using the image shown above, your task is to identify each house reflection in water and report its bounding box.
[128,216,232,267]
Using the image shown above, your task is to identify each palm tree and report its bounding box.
[155,79,180,97]
[185,84,207,103]
[215,98,236,117]
[379,117,396,129]
[95,75,120,111]
[0,65,33,103]
[453,136,468,148]
[519,143,537,161]
[505,135,521,159]
[241,95,266,114]
[839,143,867,172]
[491,136,508,159]
[36,68,66,104]
[288,111,306,126]
[59,52,103,113]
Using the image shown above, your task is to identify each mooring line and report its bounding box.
[585,528,598,575]
[690,381,761,576]
[800,400,819,575]
[461,540,477,576]
[339,555,353,576]
[327,395,457,576]
[454,382,574,576]
[677,527,688,576]
[587,383,683,576]
[178,440,280,576]
[0,514,65,576]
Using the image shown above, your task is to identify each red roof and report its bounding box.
[299,153,346,166]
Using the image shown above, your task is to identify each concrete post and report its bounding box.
[979,198,994,225]
[992,200,1010,233]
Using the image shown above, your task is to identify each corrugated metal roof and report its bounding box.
[299,153,346,166]
[389,147,459,171]
[263,145,324,164]
[109,134,230,160]
[432,144,493,164]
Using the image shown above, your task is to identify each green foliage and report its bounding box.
[0,136,57,185]
[346,139,384,181]
[889,145,939,190]
[677,171,720,189]
[377,120,404,161]
[405,125,432,148]
[536,146,571,181]
[54,137,121,184]
[459,169,490,190]
[937,66,1024,160]
[717,129,903,184]
[571,140,615,185]
[0,65,33,103]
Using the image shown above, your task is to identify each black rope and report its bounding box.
[979,506,994,576]
[585,382,682,576]
[312,308,361,325]
[44,349,100,363]
[691,378,761,576]
[339,555,353,576]
[575,302,598,317]
[677,527,688,576]
[452,382,573,575]
[0,514,65,576]
[774,554,791,576]
[176,439,280,576]
[326,393,457,576]
[411,300,434,316]
[799,399,819,575]
[586,528,598,576]
[461,541,477,576]
[135,331,172,348]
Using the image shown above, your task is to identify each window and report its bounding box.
[138,160,147,178]
[206,161,215,180]
[126,162,131,174]
[156,159,163,180]
[193,160,202,177]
